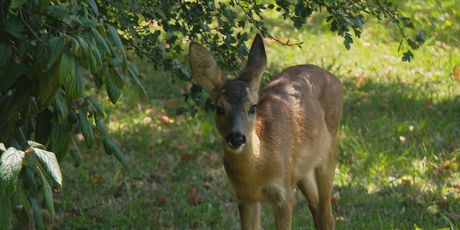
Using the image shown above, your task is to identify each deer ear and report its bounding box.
[239,34,267,94]
[189,42,225,96]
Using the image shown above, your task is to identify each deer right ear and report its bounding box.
[189,42,225,96]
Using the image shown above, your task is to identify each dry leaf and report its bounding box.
[188,186,199,205]
[160,115,172,125]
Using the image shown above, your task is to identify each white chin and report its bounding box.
[226,144,245,153]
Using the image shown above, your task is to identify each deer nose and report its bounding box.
[226,132,246,148]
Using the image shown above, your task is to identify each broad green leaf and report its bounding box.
[87,97,104,116]
[105,73,122,104]
[65,64,85,99]
[31,148,62,190]
[0,190,13,230]
[17,185,33,222]
[48,4,68,19]
[106,24,125,56]
[52,91,69,119]
[77,108,95,148]
[0,147,25,195]
[69,146,81,167]
[38,64,60,106]
[90,27,110,55]
[31,198,45,230]
[0,43,13,67]
[86,0,99,16]
[95,117,109,137]
[38,0,49,13]
[103,138,128,167]
[3,17,24,39]
[127,63,147,96]
[49,123,70,157]
[0,63,26,91]
[58,52,76,87]
[46,37,65,70]
[37,167,55,221]
[9,0,27,10]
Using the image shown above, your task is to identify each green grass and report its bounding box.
[53,5,459,229]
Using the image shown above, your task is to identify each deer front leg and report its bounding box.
[264,185,294,230]
[238,201,261,230]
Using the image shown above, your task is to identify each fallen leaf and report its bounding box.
[160,115,172,125]
[203,181,213,190]
[188,186,199,205]
[159,162,169,174]
[451,67,460,81]
[90,176,105,185]
[150,208,159,217]
[158,196,168,205]
[414,194,425,205]
[356,73,366,86]
[180,154,192,163]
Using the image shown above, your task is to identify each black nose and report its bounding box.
[225,132,246,148]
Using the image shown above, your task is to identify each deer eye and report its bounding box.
[216,106,225,115]
[248,104,257,115]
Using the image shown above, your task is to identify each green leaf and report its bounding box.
[402,50,414,62]
[69,146,81,167]
[31,198,45,230]
[90,27,111,55]
[106,24,125,55]
[0,143,5,152]
[67,64,85,99]
[3,17,24,39]
[86,0,99,16]
[0,147,25,196]
[105,72,122,104]
[0,63,25,91]
[46,37,65,70]
[52,91,69,119]
[58,52,76,87]
[87,97,104,116]
[0,43,13,67]
[31,148,62,190]
[49,123,70,157]
[37,167,55,221]
[9,0,27,10]
[344,33,353,50]
[103,138,128,167]
[77,108,96,148]
[95,117,109,137]
[0,190,13,230]
[48,4,68,19]
[127,63,147,96]
[17,185,33,222]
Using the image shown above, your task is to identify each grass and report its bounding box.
[53,4,459,229]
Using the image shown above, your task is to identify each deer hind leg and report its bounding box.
[314,147,337,230]
[297,171,320,228]
[238,201,261,230]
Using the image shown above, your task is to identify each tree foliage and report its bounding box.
[0,0,422,228]
[0,0,143,228]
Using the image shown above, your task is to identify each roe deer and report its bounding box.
[189,34,343,230]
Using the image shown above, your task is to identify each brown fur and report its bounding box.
[189,35,343,230]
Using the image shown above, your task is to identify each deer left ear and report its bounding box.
[239,34,267,95]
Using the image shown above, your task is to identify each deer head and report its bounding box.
[189,35,267,153]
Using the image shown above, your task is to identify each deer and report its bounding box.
[189,34,343,230]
